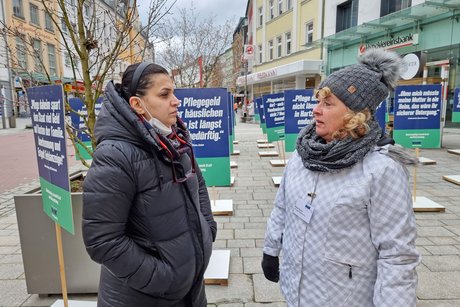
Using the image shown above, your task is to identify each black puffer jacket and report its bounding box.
[82,81,217,307]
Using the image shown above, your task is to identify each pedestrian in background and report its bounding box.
[82,62,217,307]
[262,49,420,306]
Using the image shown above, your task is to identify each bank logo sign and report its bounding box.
[359,33,419,54]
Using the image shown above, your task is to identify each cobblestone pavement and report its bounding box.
[0,121,460,306]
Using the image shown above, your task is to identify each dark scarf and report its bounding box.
[296,120,381,172]
[141,116,192,161]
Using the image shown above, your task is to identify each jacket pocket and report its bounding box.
[154,235,196,300]
[323,258,362,307]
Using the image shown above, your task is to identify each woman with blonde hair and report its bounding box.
[262,49,420,306]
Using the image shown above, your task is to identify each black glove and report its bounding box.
[261,253,279,282]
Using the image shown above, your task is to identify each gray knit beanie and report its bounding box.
[319,48,402,114]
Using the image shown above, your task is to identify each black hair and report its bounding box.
[115,63,169,101]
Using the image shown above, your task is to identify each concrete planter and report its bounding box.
[14,170,100,295]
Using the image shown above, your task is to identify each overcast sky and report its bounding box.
[138,0,248,27]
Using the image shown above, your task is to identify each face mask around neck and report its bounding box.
[137,98,172,136]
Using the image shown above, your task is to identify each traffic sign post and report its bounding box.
[244,45,254,60]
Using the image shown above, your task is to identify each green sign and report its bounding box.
[393,85,441,148]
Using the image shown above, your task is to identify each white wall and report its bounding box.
[324,0,346,37]
[412,0,426,5]
[357,0,381,25]
[324,0,388,37]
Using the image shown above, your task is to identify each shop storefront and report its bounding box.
[236,59,323,100]
[322,0,460,127]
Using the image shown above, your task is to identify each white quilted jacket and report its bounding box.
[264,147,420,307]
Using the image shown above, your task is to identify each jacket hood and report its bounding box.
[94,81,157,149]
[95,81,191,153]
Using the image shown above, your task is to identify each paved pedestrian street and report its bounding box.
[0,122,460,306]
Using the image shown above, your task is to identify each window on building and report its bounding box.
[380,0,411,17]
[47,44,56,76]
[45,12,54,31]
[30,4,40,26]
[258,44,263,63]
[268,40,273,60]
[287,0,292,10]
[285,32,291,55]
[65,52,72,67]
[258,6,263,26]
[269,0,274,20]
[276,36,282,58]
[32,39,43,72]
[336,0,358,32]
[13,0,24,18]
[278,0,283,15]
[61,18,67,34]
[15,36,27,70]
[305,22,314,43]
[84,4,90,18]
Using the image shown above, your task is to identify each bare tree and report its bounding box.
[156,4,234,88]
[0,0,175,166]
[232,31,244,92]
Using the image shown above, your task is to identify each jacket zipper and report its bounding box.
[348,264,352,279]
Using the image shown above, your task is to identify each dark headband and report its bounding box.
[129,62,152,98]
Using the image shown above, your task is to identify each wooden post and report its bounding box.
[281,139,286,165]
[55,223,69,307]
[276,141,281,159]
[413,148,420,202]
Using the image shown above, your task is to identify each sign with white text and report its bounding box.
[375,100,387,132]
[262,93,285,142]
[69,97,103,160]
[393,84,441,148]
[27,85,74,234]
[176,88,230,186]
[255,97,266,134]
[284,89,315,152]
[453,88,460,123]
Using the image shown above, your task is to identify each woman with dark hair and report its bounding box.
[262,49,420,306]
[82,62,216,307]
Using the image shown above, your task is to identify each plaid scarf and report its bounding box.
[296,120,381,172]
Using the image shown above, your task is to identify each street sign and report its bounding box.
[244,44,254,60]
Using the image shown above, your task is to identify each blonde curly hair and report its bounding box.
[315,87,371,140]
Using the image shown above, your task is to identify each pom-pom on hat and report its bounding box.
[319,48,402,114]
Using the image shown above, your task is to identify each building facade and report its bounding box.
[237,0,324,100]
[315,0,460,127]
[0,0,13,124]
[1,0,152,115]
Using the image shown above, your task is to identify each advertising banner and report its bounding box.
[375,100,387,132]
[69,97,103,160]
[255,97,266,134]
[262,93,285,142]
[284,89,315,152]
[27,85,74,234]
[176,88,230,186]
[393,84,442,148]
[453,88,460,123]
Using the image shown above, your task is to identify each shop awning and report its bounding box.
[236,59,323,86]
[305,0,460,50]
